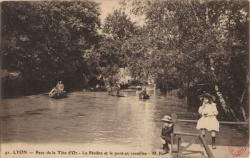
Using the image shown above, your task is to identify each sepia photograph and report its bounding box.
[0,0,249,158]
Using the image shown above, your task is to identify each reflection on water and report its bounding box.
[48,100,65,113]
[1,91,247,149]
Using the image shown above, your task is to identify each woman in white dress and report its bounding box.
[196,93,219,149]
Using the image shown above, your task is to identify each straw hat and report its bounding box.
[161,115,173,122]
[199,93,216,102]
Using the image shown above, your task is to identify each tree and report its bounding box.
[121,0,249,120]
[103,9,138,40]
[84,9,139,86]
[2,1,101,94]
[85,36,123,85]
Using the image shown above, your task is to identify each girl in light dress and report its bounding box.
[196,93,219,149]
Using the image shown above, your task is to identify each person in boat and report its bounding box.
[139,87,149,99]
[56,81,65,93]
[196,93,219,149]
[49,81,66,98]
[161,115,174,154]
[106,84,112,95]
[141,88,147,96]
[116,83,121,96]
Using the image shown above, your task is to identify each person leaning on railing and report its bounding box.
[161,115,174,154]
[196,93,219,149]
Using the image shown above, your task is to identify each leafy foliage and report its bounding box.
[120,0,249,119]
[103,9,138,40]
[2,0,249,120]
[2,1,101,94]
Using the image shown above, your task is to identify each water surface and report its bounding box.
[1,91,247,149]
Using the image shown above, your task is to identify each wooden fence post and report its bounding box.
[199,135,214,158]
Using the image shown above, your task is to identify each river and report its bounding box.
[0,90,248,151]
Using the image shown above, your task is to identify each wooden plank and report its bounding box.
[174,132,200,137]
[199,135,214,158]
[173,132,214,158]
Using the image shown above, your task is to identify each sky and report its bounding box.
[93,0,121,23]
[93,0,145,26]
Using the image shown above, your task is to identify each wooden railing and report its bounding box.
[171,113,249,125]
[169,113,249,158]
[171,132,214,158]
[175,119,249,125]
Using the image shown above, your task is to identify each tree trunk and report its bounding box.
[240,106,247,121]
[239,75,249,121]
[210,59,240,121]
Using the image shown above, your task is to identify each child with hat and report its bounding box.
[161,115,174,154]
[196,93,219,149]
